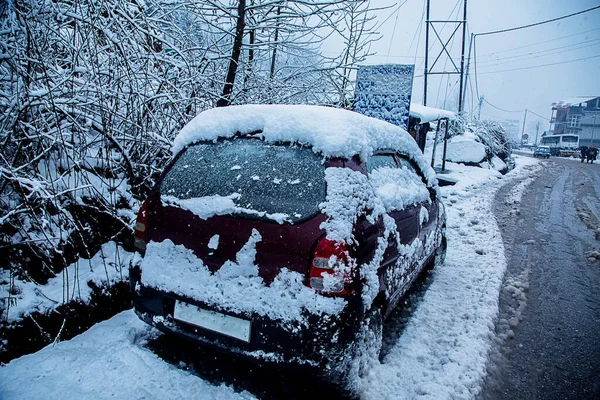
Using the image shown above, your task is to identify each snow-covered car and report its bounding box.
[533,146,551,158]
[129,105,446,394]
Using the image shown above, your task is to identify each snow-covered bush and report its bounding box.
[444,118,514,173]
[473,120,512,162]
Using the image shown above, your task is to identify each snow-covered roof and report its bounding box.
[554,96,600,106]
[173,105,435,184]
[409,103,456,123]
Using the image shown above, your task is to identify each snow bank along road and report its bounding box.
[0,157,541,399]
[481,156,600,400]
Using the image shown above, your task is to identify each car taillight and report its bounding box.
[309,237,354,295]
[134,200,149,252]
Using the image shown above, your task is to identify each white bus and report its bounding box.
[540,134,579,156]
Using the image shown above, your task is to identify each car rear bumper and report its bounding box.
[130,273,363,370]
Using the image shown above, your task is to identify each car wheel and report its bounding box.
[427,228,447,270]
[437,230,447,266]
[335,305,383,397]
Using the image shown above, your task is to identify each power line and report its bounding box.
[369,34,600,62]
[475,38,600,67]
[407,0,427,65]
[476,5,600,37]
[476,53,600,75]
[527,109,550,120]
[374,0,407,32]
[468,6,600,115]
[385,0,410,63]
[482,98,522,113]
[481,99,550,121]
[477,27,600,57]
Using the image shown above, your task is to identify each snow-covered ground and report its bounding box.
[1,242,134,322]
[0,155,542,399]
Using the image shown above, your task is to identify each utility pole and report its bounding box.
[477,95,484,120]
[423,0,431,106]
[457,0,468,114]
[423,0,467,111]
[521,108,528,143]
[535,121,540,146]
[462,33,474,116]
[592,114,597,146]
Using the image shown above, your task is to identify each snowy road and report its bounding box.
[0,157,543,400]
[481,156,600,399]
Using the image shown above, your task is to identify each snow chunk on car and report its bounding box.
[140,239,346,325]
[172,104,436,188]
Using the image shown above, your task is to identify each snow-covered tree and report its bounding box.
[0,0,387,345]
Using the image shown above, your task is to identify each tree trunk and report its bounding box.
[269,6,281,80]
[217,0,246,107]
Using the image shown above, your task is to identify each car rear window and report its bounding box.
[160,138,326,222]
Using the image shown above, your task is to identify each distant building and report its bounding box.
[550,96,600,147]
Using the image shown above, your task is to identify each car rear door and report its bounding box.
[395,155,438,261]
[367,153,422,302]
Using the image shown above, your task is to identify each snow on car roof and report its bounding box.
[409,103,456,123]
[173,104,437,186]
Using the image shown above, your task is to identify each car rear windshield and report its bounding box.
[160,138,327,222]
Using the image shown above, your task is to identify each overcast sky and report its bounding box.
[336,0,600,139]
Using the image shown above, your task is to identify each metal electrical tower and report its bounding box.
[423,0,468,113]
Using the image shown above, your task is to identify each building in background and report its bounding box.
[499,119,520,142]
[550,96,600,147]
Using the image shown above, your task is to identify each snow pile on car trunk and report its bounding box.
[140,237,347,326]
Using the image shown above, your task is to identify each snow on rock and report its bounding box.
[0,242,133,322]
[140,239,346,326]
[0,311,251,400]
[409,103,456,123]
[172,105,436,188]
[446,131,487,164]
[489,155,507,172]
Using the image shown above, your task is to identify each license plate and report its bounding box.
[173,301,251,343]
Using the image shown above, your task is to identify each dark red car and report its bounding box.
[130,105,446,394]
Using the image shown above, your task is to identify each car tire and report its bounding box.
[335,305,383,398]
[427,227,447,271]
